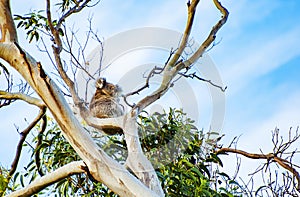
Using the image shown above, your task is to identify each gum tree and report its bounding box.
[1,0,299,196]
[0,0,228,196]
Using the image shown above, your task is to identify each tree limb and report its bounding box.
[35,115,47,176]
[0,0,17,43]
[0,91,47,177]
[133,0,229,114]
[0,91,45,108]
[179,72,227,91]
[216,147,300,190]
[167,0,200,67]
[7,161,87,197]
[9,107,46,177]
[185,0,229,67]
[123,115,164,195]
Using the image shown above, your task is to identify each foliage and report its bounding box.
[2,109,243,196]
[0,166,9,196]
[14,10,64,43]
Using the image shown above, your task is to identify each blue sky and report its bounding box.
[1,0,300,190]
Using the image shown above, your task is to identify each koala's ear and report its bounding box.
[96,78,106,89]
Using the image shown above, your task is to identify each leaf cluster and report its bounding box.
[14,10,64,43]
[4,109,242,196]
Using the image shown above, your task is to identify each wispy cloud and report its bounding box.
[223,26,300,94]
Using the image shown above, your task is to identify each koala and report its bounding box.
[89,78,124,119]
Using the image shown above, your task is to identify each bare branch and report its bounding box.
[0,91,45,108]
[185,0,228,67]
[7,161,87,197]
[216,147,300,190]
[123,66,164,107]
[9,107,46,177]
[133,0,229,115]
[167,0,200,67]
[179,72,227,92]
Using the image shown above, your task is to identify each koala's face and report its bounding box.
[95,78,122,97]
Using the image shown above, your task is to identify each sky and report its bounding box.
[1,0,300,193]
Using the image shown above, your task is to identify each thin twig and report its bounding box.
[123,66,164,107]
[179,72,227,92]
[216,147,300,190]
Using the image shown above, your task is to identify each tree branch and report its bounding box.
[215,147,300,190]
[167,0,200,67]
[7,161,87,197]
[185,0,229,67]
[123,116,164,195]
[0,0,17,43]
[133,0,229,114]
[179,72,227,92]
[57,0,96,29]
[0,91,45,108]
[35,115,47,176]
[9,107,46,177]
[0,91,47,177]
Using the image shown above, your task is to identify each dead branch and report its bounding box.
[215,147,300,191]
[167,0,200,67]
[9,107,46,177]
[133,0,228,114]
[123,48,175,108]
[7,161,87,197]
[185,0,228,66]
[123,66,164,107]
[179,72,227,92]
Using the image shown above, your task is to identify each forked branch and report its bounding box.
[185,0,228,67]
[133,0,229,115]
[167,0,200,67]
